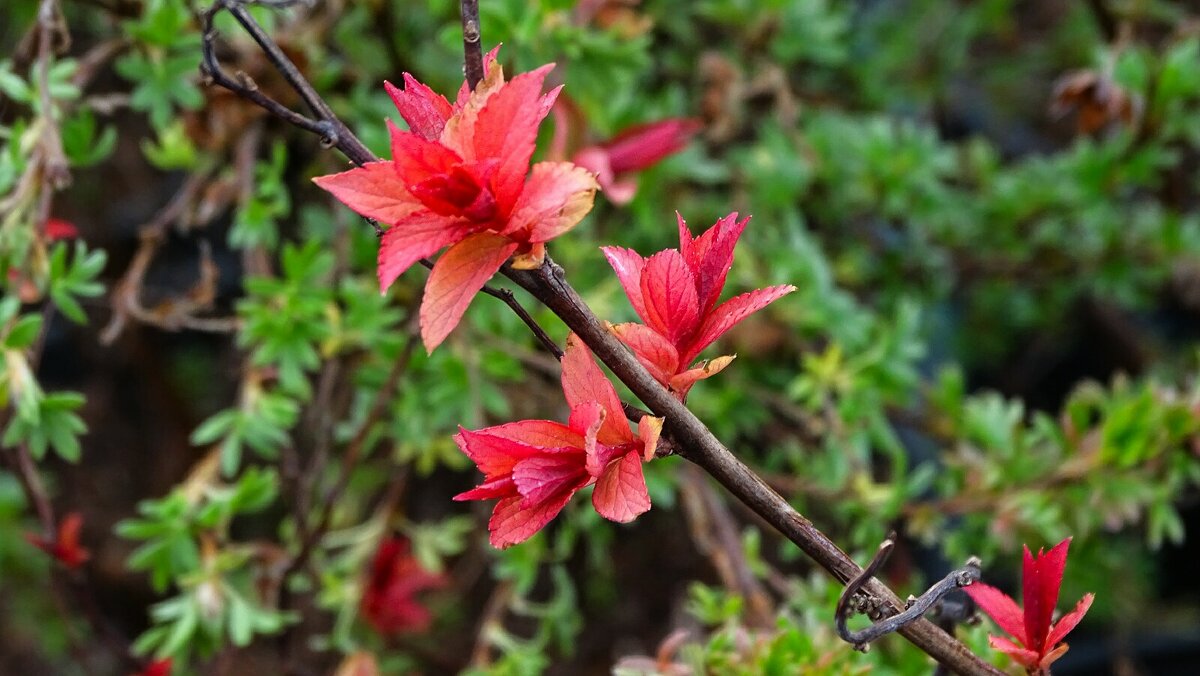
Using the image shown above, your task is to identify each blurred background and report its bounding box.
[2,0,1200,674]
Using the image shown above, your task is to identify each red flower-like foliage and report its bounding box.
[454,335,663,548]
[360,536,446,635]
[601,212,794,399]
[130,658,172,676]
[26,511,90,569]
[572,118,700,205]
[314,48,598,352]
[45,217,79,241]
[965,538,1095,674]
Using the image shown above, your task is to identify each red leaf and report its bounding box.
[686,212,748,314]
[474,419,582,449]
[131,658,173,676]
[986,634,1041,670]
[488,492,573,548]
[1023,538,1070,653]
[684,284,794,365]
[965,582,1028,648]
[1045,592,1094,649]
[639,249,700,343]
[376,211,477,292]
[453,475,518,501]
[561,335,631,445]
[45,218,79,241]
[419,233,518,351]
[591,451,650,523]
[512,454,588,508]
[602,246,648,321]
[611,322,680,385]
[385,74,453,141]
[604,118,700,174]
[388,120,463,184]
[453,427,542,477]
[313,162,423,225]
[473,64,558,210]
[508,162,598,243]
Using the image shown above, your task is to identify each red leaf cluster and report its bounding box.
[26,512,90,570]
[314,49,598,351]
[965,538,1094,673]
[455,336,663,548]
[602,213,794,398]
[572,118,700,205]
[360,536,446,635]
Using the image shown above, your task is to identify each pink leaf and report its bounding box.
[592,451,650,523]
[313,162,423,225]
[376,211,477,292]
[611,322,679,385]
[684,284,795,364]
[602,246,648,322]
[385,74,453,140]
[508,162,598,242]
[1045,592,1094,649]
[561,336,632,445]
[487,492,573,549]
[420,233,517,352]
[964,582,1029,648]
[1023,539,1071,653]
[512,454,588,508]
[639,249,700,343]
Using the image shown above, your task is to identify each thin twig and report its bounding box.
[459,0,484,90]
[835,533,982,651]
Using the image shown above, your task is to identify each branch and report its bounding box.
[459,0,484,90]
[835,533,982,651]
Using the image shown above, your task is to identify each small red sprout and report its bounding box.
[26,511,90,570]
[314,48,598,351]
[965,538,1094,674]
[45,217,79,241]
[572,118,700,205]
[454,335,663,548]
[130,658,172,676]
[360,536,446,635]
[602,212,794,398]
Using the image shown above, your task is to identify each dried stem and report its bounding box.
[197,3,1001,672]
[835,533,982,651]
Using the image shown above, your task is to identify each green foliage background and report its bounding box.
[2,0,1199,673]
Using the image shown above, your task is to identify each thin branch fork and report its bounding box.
[835,533,982,651]
[197,3,1001,673]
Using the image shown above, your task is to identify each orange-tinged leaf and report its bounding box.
[376,211,477,292]
[561,335,631,445]
[592,451,650,523]
[313,162,422,225]
[419,233,517,352]
[512,162,599,242]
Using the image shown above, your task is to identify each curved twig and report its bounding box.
[835,533,982,651]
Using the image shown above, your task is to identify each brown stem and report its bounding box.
[459,0,484,90]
